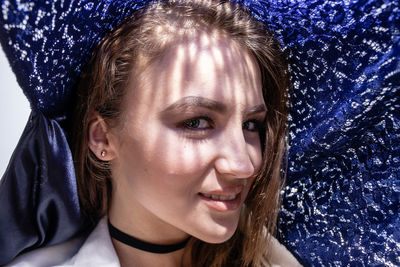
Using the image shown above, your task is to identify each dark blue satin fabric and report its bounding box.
[0,112,87,265]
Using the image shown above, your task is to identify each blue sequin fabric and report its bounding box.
[0,0,151,118]
[0,0,399,266]
[254,1,400,266]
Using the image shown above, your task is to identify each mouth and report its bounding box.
[198,192,242,212]
[201,193,237,201]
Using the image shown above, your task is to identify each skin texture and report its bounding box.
[88,32,265,266]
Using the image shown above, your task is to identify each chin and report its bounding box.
[205,233,236,244]
[195,218,239,244]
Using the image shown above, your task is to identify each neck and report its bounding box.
[112,237,191,267]
[108,192,192,267]
[108,220,190,254]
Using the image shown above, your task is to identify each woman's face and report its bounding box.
[107,33,265,244]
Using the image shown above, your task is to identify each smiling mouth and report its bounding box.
[200,193,237,201]
[198,192,242,212]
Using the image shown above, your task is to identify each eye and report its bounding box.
[181,117,213,130]
[242,119,263,132]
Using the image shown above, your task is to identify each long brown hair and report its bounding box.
[70,0,289,266]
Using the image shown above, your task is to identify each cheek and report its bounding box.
[246,136,263,172]
[142,131,215,175]
[118,128,212,187]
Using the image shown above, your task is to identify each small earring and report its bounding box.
[101,150,106,157]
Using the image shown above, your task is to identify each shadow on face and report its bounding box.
[100,32,266,244]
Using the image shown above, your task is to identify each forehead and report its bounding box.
[127,32,263,111]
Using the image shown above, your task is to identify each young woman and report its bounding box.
[6,0,301,266]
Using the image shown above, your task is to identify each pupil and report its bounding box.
[187,119,199,128]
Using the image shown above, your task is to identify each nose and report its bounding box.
[214,130,256,179]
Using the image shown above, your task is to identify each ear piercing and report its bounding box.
[101,150,107,157]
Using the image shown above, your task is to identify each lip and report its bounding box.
[198,186,244,212]
[199,192,242,212]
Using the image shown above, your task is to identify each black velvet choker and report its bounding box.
[108,220,190,254]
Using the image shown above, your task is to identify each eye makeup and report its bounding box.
[159,96,267,139]
[242,119,264,132]
[180,117,213,130]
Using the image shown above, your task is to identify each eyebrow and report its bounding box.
[162,96,228,113]
[247,104,267,116]
[162,96,267,115]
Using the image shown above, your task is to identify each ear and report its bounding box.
[88,115,117,161]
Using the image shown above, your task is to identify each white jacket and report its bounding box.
[7,218,120,267]
[6,218,301,267]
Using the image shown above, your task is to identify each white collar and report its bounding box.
[6,217,120,267]
[63,217,120,267]
[7,217,301,267]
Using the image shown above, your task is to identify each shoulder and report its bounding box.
[5,236,85,267]
[64,217,120,266]
[6,218,120,267]
[265,236,303,267]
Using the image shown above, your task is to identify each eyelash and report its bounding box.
[242,119,264,132]
[181,117,213,131]
[179,117,264,133]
